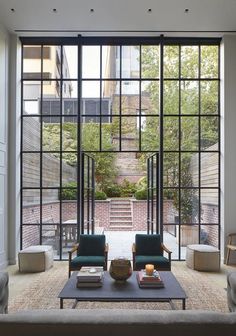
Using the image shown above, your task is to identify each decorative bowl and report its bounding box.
[109,257,132,283]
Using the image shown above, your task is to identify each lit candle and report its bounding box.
[145,264,154,276]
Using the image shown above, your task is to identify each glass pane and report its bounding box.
[101,116,118,151]
[163,189,179,223]
[201,46,218,78]
[201,116,218,150]
[42,224,60,258]
[22,117,40,151]
[23,45,41,79]
[62,224,77,250]
[42,82,61,122]
[181,117,198,150]
[62,199,77,222]
[82,46,100,78]
[43,45,61,79]
[42,117,60,151]
[23,81,41,115]
[141,117,159,151]
[42,153,60,187]
[141,45,159,78]
[141,81,159,115]
[22,225,40,249]
[121,81,139,111]
[180,224,199,249]
[82,118,100,151]
[163,117,179,150]
[164,81,179,115]
[102,80,119,115]
[22,153,40,188]
[82,80,100,99]
[181,81,199,114]
[102,46,120,78]
[42,189,59,206]
[63,46,78,79]
[62,153,77,185]
[181,189,199,224]
[163,153,179,187]
[122,46,140,78]
[121,117,139,151]
[42,200,60,224]
[181,153,199,187]
[201,81,218,115]
[201,153,219,187]
[22,190,40,224]
[200,225,219,247]
[164,45,179,78]
[201,189,219,224]
[62,116,77,151]
[181,46,199,78]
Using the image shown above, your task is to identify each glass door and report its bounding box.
[147,153,159,234]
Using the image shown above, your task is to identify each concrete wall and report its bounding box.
[0,24,9,269]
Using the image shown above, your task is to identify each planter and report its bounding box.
[178,225,199,247]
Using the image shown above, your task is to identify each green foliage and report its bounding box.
[120,179,137,197]
[136,176,147,190]
[135,189,148,200]
[95,190,107,200]
[104,183,121,197]
[60,182,77,200]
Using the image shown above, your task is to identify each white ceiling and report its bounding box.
[0,0,236,36]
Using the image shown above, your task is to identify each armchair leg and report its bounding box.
[68,269,71,278]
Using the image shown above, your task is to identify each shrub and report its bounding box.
[95,191,107,200]
[135,189,148,200]
[104,184,121,197]
[120,179,137,197]
[60,182,77,200]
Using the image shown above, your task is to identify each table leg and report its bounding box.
[60,298,63,309]
[72,300,78,309]
[182,299,186,310]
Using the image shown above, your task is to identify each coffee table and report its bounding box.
[58,271,187,310]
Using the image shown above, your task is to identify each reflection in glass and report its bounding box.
[163,117,179,150]
[181,46,199,78]
[141,81,159,115]
[180,189,199,224]
[181,81,199,114]
[201,81,218,114]
[201,46,218,78]
[164,81,179,115]
[163,153,179,187]
[181,117,198,150]
[181,153,199,187]
[141,45,159,78]
[164,46,179,78]
[201,116,218,150]
[121,117,139,151]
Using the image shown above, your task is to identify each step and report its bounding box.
[110,202,131,206]
[110,221,133,225]
[110,216,132,221]
[110,211,132,216]
[108,226,134,231]
[110,205,131,209]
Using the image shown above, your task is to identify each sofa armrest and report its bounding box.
[0,272,9,314]
[227,272,236,312]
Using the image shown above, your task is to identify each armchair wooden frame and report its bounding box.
[68,243,108,278]
[132,243,172,271]
[226,233,236,265]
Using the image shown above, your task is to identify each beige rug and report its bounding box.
[8,262,229,312]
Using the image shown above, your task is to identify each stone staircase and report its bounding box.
[109,198,133,230]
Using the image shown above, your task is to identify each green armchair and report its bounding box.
[132,234,172,271]
[68,234,108,278]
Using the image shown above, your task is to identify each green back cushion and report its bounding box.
[135,234,162,256]
[79,234,105,256]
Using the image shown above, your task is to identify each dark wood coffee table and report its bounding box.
[58,271,187,310]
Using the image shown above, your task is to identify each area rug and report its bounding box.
[8,262,229,312]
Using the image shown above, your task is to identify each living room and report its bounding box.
[0,0,236,334]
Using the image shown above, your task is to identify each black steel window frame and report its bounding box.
[20,36,221,260]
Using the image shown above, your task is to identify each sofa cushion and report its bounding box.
[227,271,236,312]
[71,256,105,267]
[135,234,162,256]
[135,255,170,269]
[78,234,105,256]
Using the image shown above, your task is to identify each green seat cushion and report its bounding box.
[71,256,105,267]
[79,234,105,256]
[135,255,170,269]
[135,234,162,256]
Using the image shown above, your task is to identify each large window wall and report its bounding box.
[20,37,220,260]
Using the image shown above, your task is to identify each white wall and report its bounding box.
[221,35,236,263]
[0,24,9,269]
